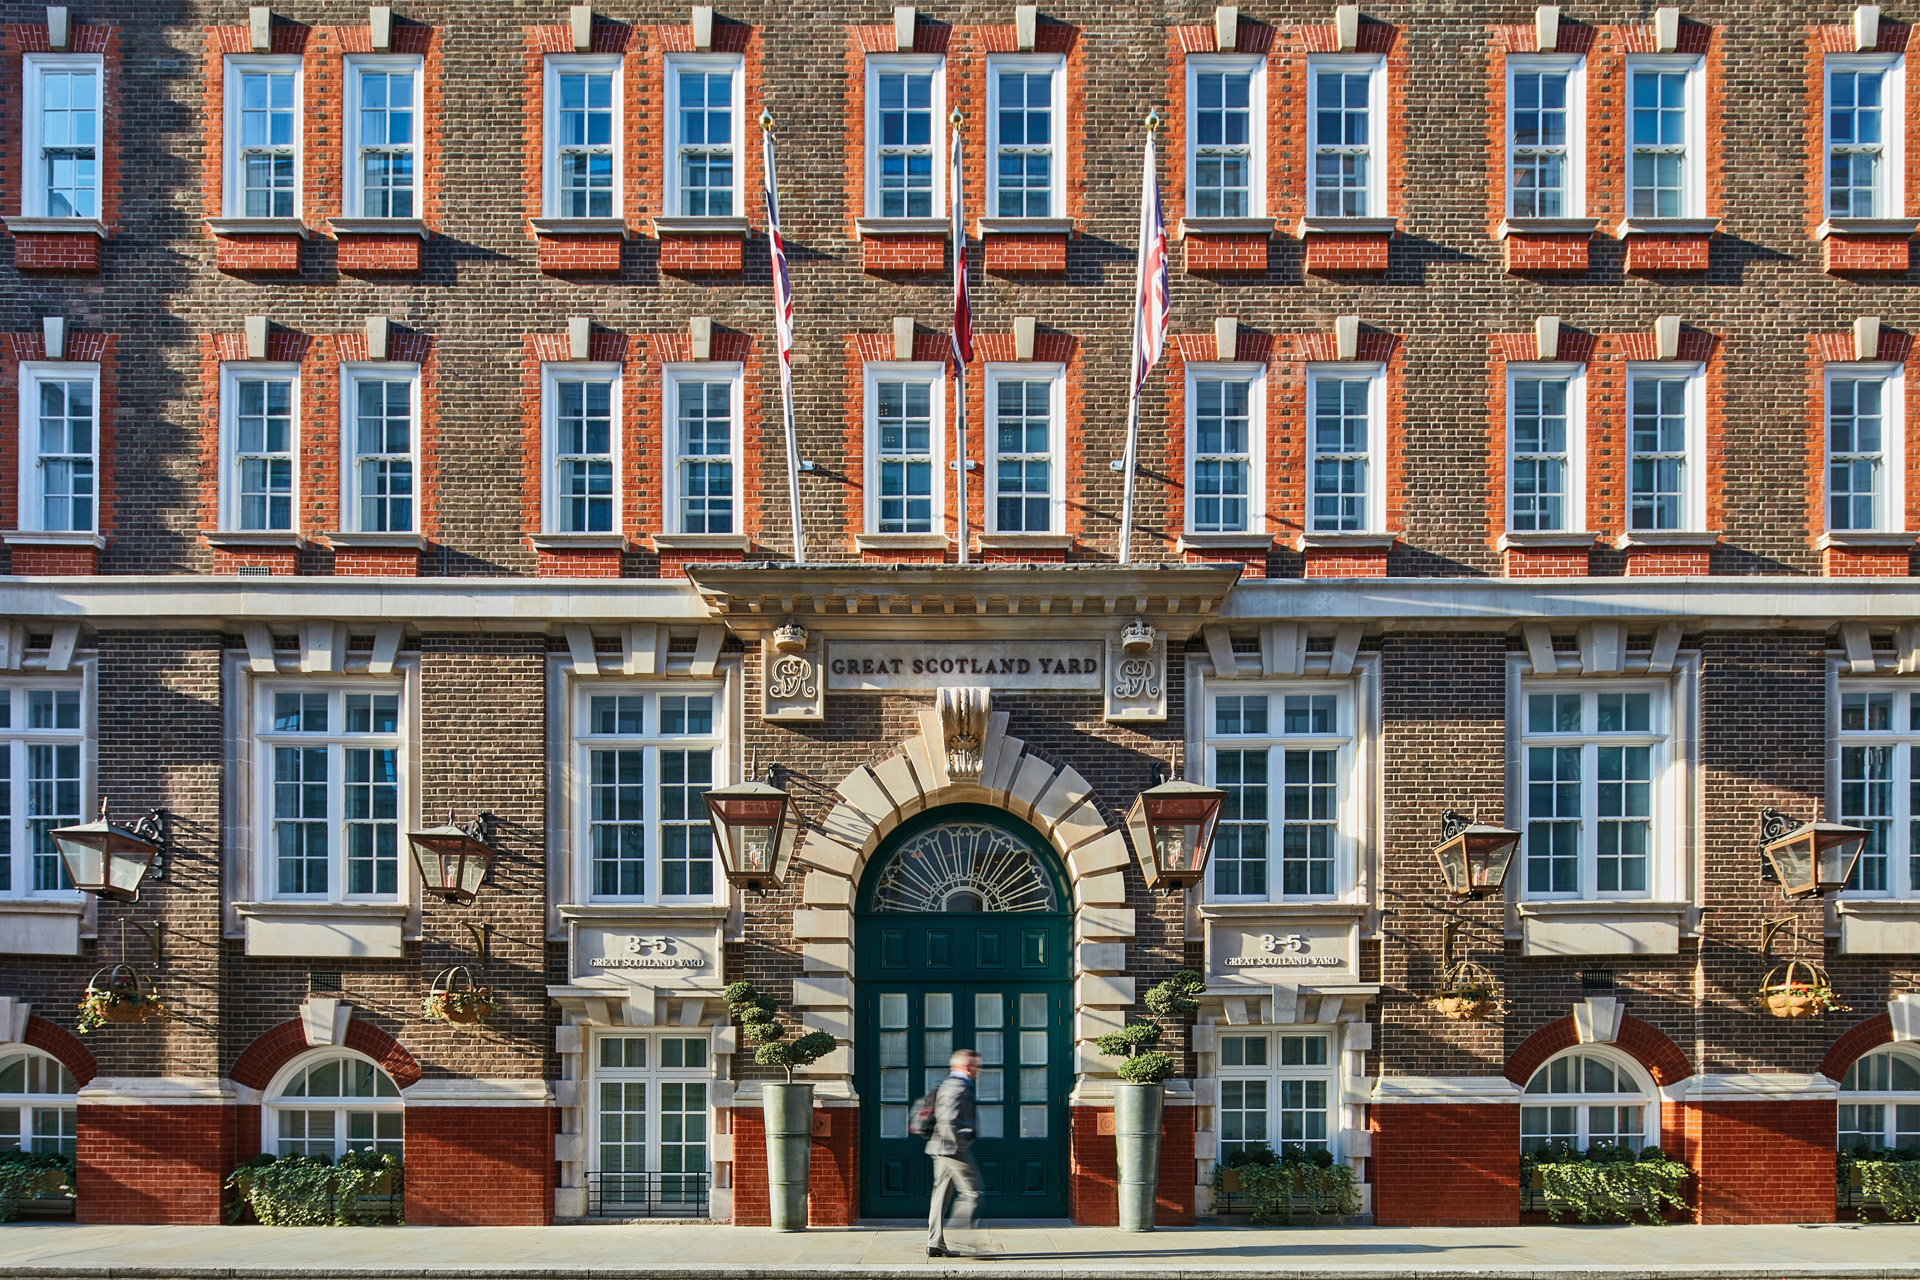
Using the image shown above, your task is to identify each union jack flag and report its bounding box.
[764,128,795,393]
[1131,130,1171,397]
[950,124,973,372]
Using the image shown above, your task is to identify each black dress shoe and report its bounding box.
[928,1247,953,1257]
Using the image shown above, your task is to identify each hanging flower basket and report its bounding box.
[421,966,498,1026]
[1757,959,1847,1019]
[1428,959,1501,1021]
[76,964,165,1034]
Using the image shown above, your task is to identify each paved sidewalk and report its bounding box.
[0,1221,1915,1280]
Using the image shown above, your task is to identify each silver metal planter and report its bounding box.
[762,1081,815,1231]
[1113,1081,1164,1232]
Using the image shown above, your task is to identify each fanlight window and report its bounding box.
[269,1053,403,1159]
[1839,1049,1920,1151]
[870,820,1058,913]
[0,1051,76,1156]
[1520,1051,1649,1153]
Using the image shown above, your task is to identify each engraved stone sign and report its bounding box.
[826,642,1103,691]
[1204,916,1359,983]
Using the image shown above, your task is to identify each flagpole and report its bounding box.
[950,109,973,566]
[760,111,806,563]
[1119,109,1163,567]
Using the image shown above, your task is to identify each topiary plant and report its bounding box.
[724,980,837,1083]
[1095,969,1204,1085]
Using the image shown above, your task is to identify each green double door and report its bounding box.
[855,914,1071,1219]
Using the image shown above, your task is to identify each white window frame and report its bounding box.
[222,54,303,220]
[1825,54,1905,221]
[542,54,623,220]
[0,679,89,903]
[983,362,1064,537]
[1505,53,1584,219]
[1305,363,1386,534]
[663,53,744,219]
[1184,361,1265,535]
[343,54,423,221]
[1825,362,1906,535]
[1623,54,1705,220]
[1515,679,1677,903]
[253,679,407,904]
[540,362,623,536]
[21,53,103,220]
[218,362,301,534]
[338,363,420,536]
[571,683,726,905]
[1304,54,1384,218]
[1505,362,1586,534]
[588,1031,716,1197]
[1520,1046,1657,1154]
[1623,362,1706,533]
[261,1047,404,1160]
[1199,680,1364,905]
[863,362,946,536]
[1838,1048,1920,1151]
[16,360,100,535]
[1185,54,1266,220]
[985,53,1067,219]
[864,55,946,220]
[1830,679,1920,901]
[661,363,742,538]
[1214,1028,1340,1162]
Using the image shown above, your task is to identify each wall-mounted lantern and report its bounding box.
[1125,774,1224,892]
[1433,811,1522,899]
[51,801,168,901]
[705,771,799,891]
[406,812,498,905]
[1759,807,1868,899]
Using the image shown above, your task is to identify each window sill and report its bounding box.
[1176,532,1274,553]
[1496,217,1600,239]
[3,216,107,238]
[1197,901,1368,920]
[1516,900,1688,957]
[235,901,408,959]
[1499,531,1597,551]
[854,533,950,551]
[1611,530,1719,551]
[976,217,1074,236]
[1816,530,1918,550]
[324,531,427,550]
[1835,899,1920,954]
[855,217,953,236]
[1615,217,1720,238]
[977,533,1074,550]
[531,533,632,552]
[329,217,429,239]
[1178,217,1275,239]
[1295,216,1398,237]
[2,530,105,550]
[651,533,750,551]
[1817,218,1920,240]
[558,903,730,924]
[0,899,87,957]
[202,530,310,550]
[653,216,750,237]
[528,217,631,238]
[1292,531,1399,552]
[204,217,312,239]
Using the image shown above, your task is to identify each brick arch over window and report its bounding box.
[1505,1014,1694,1089]
[1820,1013,1895,1082]
[22,1015,97,1086]
[230,1018,422,1092]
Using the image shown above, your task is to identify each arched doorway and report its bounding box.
[855,805,1072,1219]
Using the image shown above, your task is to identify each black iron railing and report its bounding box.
[585,1171,710,1218]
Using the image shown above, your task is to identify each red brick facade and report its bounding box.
[403,1107,554,1226]
[1370,1105,1520,1228]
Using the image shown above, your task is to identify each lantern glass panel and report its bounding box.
[1766,833,1815,896]
[106,840,150,897]
[56,836,104,891]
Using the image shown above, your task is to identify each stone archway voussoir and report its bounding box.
[1005,755,1060,822]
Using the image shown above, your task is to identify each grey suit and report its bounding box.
[926,1072,981,1250]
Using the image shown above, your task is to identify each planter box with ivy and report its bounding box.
[0,1152,74,1222]
[1839,1147,1920,1222]
[1520,1143,1691,1224]
[1212,1148,1360,1225]
[226,1152,404,1226]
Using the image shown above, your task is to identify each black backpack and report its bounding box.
[910,1084,941,1138]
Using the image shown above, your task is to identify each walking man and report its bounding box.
[927,1048,982,1258]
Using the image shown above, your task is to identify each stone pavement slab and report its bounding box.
[0,1221,1915,1280]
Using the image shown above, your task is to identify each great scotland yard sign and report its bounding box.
[826,642,1105,691]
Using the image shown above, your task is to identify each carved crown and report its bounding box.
[772,621,809,654]
[1120,617,1156,654]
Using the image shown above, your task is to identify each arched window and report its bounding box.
[1839,1048,1920,1150]
[1520,1050,1652,1153]
[0,1050,76,1156]
[869,820,1058,913]
[265,1052,403,1160]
